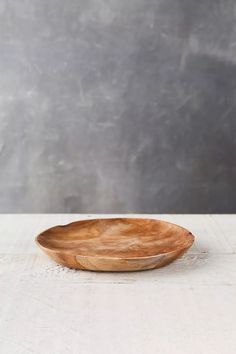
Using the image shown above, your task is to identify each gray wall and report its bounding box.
[0,0,235,213]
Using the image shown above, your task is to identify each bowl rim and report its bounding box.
[35,217,195,260]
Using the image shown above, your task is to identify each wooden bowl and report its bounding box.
[36,218,194,272]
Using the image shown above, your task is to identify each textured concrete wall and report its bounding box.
[0,0,235,213]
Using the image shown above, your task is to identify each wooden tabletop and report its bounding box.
[0,214,235,354]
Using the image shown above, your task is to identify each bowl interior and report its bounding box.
[36,218,194,258]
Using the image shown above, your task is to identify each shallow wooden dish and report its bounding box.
[36,218,194,272]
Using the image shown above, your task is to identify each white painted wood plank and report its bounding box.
[0,214,236,354]
[0,275,235,354]
[211,214,236,252]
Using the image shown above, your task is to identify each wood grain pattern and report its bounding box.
[36,218,194,271]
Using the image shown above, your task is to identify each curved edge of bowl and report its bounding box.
[35,230,194,272]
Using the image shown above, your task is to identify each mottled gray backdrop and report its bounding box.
[0,0,235,213]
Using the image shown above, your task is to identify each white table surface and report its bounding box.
[0,214,235,354]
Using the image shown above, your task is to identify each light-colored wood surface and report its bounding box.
[36,218,194,271]
[0,214,236,354]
